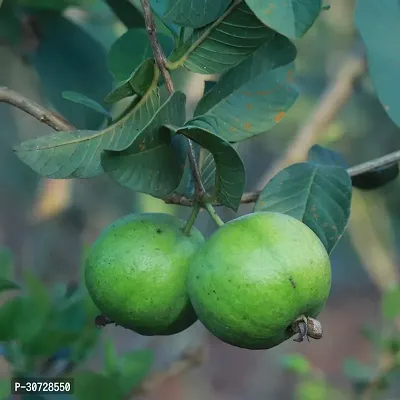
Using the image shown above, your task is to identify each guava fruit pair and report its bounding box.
[84,211,331,350]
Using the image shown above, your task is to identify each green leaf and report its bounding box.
[102,91,186,198]
[295,379,329,400]
[150,0,231,28]
[342,358,376,383]
[62,91,112,121]
[351,163,399,191]
[200,143,240,196]
[19,0,87,10]
[150,0,180,36]
[103,0,144,29]
[169,2,295,75]
[307,145,348,168]
[0,298,23,341]
[117,349,154,394]
[74,371,123,400]
[170,135,195,198]
[108,28,173,81]
[0,278,19,292]
[0,248,14,279]
[29,12,113,130]
[104,338,118,374]
[0,379,11,400]
[245,0,322,39]
[177,125,245,211]
[381,286,400,321]
[105,59,156,103]
[280,354,311,376]
[191,37,298,142]
[355,0,400,128]
[0,0,22,46]
[254,162,352,254]
[23,270,51,316]
[14,85,160,179]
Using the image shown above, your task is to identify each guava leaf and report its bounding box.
[103,0,145,29]
[74,372,123,400]
[280,354,311,376]
[0,279,19,292]
[13,82,160,179]
[307,145,348,168]
[355,0,400,128]
[0,298,23,341]
[381,286,400,321]
[170,135,195,198]
[169,2,295,75]
[101,91,186,198]
[150,0,231,28]
[19,0,86,10]
[177,125,245,211]
[254,162,352,254]
[29,12,113,130]
[191,37,298,142]
[200,143,240,196]
[150,0,180,37]
[105,59,156,103]
[108,28,173,81]
[351,163,399,191]
[62,91,112,121]
[244,0,322,39]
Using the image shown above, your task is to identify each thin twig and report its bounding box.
[129,347,204,398]
[139,0,205,198]
[0,87,75,131]
[140,0,174,95]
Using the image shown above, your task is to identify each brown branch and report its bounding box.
[140,0,174,95]
[0,86,75,131]
[139,0,205,198]
[128,347,204,398]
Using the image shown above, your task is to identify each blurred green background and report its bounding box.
[0,0,400,399]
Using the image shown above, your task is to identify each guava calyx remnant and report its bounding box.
[291,315,323,343]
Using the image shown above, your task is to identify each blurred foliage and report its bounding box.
[0,248,154,400]
[282,285,400,400]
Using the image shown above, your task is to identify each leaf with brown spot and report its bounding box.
[190,34,298,142]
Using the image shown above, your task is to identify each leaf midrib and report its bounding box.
[17,68,159,151]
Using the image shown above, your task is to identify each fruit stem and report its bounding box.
[204,202,224,228]
[183,203,201,235]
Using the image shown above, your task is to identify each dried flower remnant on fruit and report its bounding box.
[292,316,323,342]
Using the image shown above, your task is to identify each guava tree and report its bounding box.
[1,0,400,398]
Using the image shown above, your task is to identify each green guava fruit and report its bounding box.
[84,212,204,336]
[187,211,331,350]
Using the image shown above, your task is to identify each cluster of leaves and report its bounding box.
[281,284,400,400]
[0,248,154,400]
[3,0,355,254]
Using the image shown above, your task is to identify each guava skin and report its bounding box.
[187,212,331,350]
[84,213,204,336]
